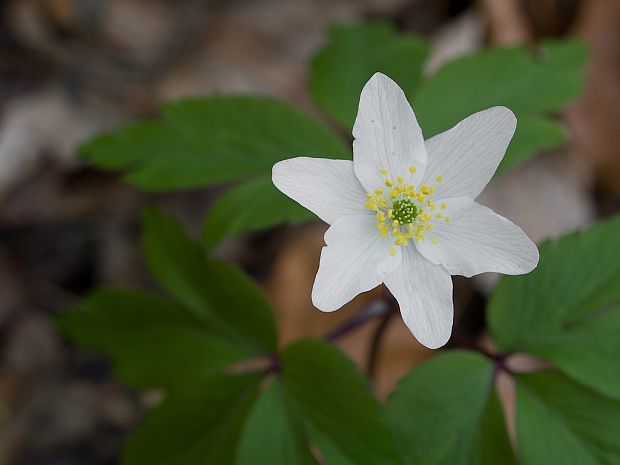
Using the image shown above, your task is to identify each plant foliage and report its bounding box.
[79,22,587,248]
[58,19,614,465]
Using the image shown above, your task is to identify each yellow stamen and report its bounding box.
[368,167,451,255]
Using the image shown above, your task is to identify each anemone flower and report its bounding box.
[272,72,538,349]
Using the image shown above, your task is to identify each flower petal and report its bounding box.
[415,197,539,277]
[384,248,453,349]
[312,215,401,312]
[352,73,427,192]
[422,107,516,199]
[272,157,368,224]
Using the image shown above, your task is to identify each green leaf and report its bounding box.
[516,370,620,465]
[527,308,620,400]
[203,174,314,248]
[309,22,429,129]
[496,115,566,176]
[385,351,516,465]
[236,380,319,465]
[282,339,403,465]
[81,96,349,191]
[123,373,262,465]
[415,39,588,175]
[489,215,620,399]
[57,289,250,389]
[142,207,278,353]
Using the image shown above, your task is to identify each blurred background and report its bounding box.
[0,0,619,464]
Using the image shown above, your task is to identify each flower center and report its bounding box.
[363,167,451,256]
[392,199,418,224]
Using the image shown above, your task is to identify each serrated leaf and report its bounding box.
[282,339,403,465]
[122,373,262,465]
[309,22,429,129]
[414,40,588,175]
[81,96,349,191]
[57,289,250,389]
[385,351,516,465]
[203,174,314,248]
[516,370,620,465]
[236,380,319,465]
[489,215,620,399]
[142,207,278,353]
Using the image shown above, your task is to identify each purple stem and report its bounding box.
[265,290,513,377]
[263,299,389,375]
[264,353,281,375]
[449,333,514,374]
[323,300,389,342]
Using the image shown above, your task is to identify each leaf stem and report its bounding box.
[450,333,514,375]
[264,353,281,375]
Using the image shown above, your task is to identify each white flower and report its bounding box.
[272,72,538,349]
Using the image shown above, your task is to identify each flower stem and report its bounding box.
[262,296,391,376]
[366,303,396,380]
[323,299,389,342]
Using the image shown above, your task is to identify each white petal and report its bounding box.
[272,157,368,224]
[383,248,453,349]
[415,197,539,278]
[312,215,401,312]
[352,73,427,192]
[422,107,516,199]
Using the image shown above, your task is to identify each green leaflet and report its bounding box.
[414,39,587,176]
[309,21,429,129]
[142,207,278,353]
[489,214,620,399]
[282,339,404,465]
[385,351,516,465]
[235,380,319,465]
[81,96,348,191]
[516,370,620,465]
[81,96,349,247]
[202,174,314,249]
[122,373,262,465]
[57,289,250,389]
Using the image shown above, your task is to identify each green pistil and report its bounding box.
[392,199,418,224]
